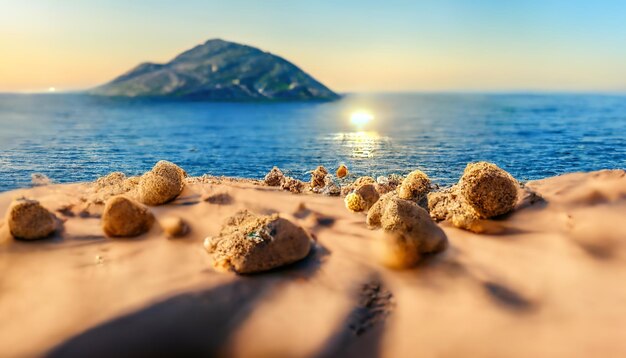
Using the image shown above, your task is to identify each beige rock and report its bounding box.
[426,162,519,233]
[95,172,126,189]
[345,183,380,213]
[322,175,341,196]
[137,161,186,205]
[354,176,376,187]
[102,196,154,237]
[89,172,139,206]
[281,176,306,194]
[159,216,189,238]
[204,210,312,274]
[375,197,447,269]
[264,167,285,186]
[152,160,187,181]
[355,183,380,210]
[6,198,57,240]
[310,166,328,188]
[366,191,397,228]
[398,170,431,204]
[460,162,518,218]
[340,176,376,196]
[374,174,403,195]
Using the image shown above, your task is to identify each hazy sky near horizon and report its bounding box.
[1,0,626,93]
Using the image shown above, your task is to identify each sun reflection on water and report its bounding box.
[333,131,385,158]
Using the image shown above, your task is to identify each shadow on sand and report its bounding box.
[48,244,328,357]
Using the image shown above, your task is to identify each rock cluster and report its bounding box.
[204,210,312,274]
[6,198,57,240]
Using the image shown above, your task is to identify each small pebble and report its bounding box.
[159,216,189,238]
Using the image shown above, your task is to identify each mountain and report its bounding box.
[89,39,339,101]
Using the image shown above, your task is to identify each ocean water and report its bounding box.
[0,93,625,192]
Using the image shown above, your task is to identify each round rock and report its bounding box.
[460,162,518,218]
[102,196,154,237]
[7,198,56,240]
[375,197,447,269]
[398,169,431,202]
[336,165,348,178]
[137,161,186,206]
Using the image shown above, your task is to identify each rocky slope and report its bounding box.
[90,39,339,101]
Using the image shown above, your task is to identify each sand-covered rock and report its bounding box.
[340,176,377,196]
[355,183,380,210]
[321,175,341,196]
[159,216,189,238]
[204,210,312,274]
[427,162,518,233]
[354,176,376,187]
[459,162,518,218]
[152,160,187,181]
[336,164,348,178]
[138,161,186,205]
[6,198,57,240]
[31,173,52,186]
[397,170,431,205]
[264,167,285,186]
[344,184,380,212]
[95,172,126,189]
[310,166,328,188]
[366,191,398,228]
[102,196,154,237]
[281,176,306,194]
[374,196,447,269]
[87,172,139,206]
[374,174,404,195]
[428,186,486,233]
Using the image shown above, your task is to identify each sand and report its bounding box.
[0,169,625,357]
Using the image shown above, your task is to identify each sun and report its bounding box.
[350,111,374,127]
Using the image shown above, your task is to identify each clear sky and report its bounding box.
[1,0,625,93]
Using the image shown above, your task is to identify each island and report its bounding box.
[89,39,339,101]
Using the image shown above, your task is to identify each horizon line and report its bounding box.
[2,89,625,96]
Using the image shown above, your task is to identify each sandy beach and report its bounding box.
[0,168,625,357]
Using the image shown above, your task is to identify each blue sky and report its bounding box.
[1,0,625,92]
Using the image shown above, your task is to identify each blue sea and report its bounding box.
[0,93,624,192]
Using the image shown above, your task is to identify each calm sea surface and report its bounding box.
[0,93,625,192]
